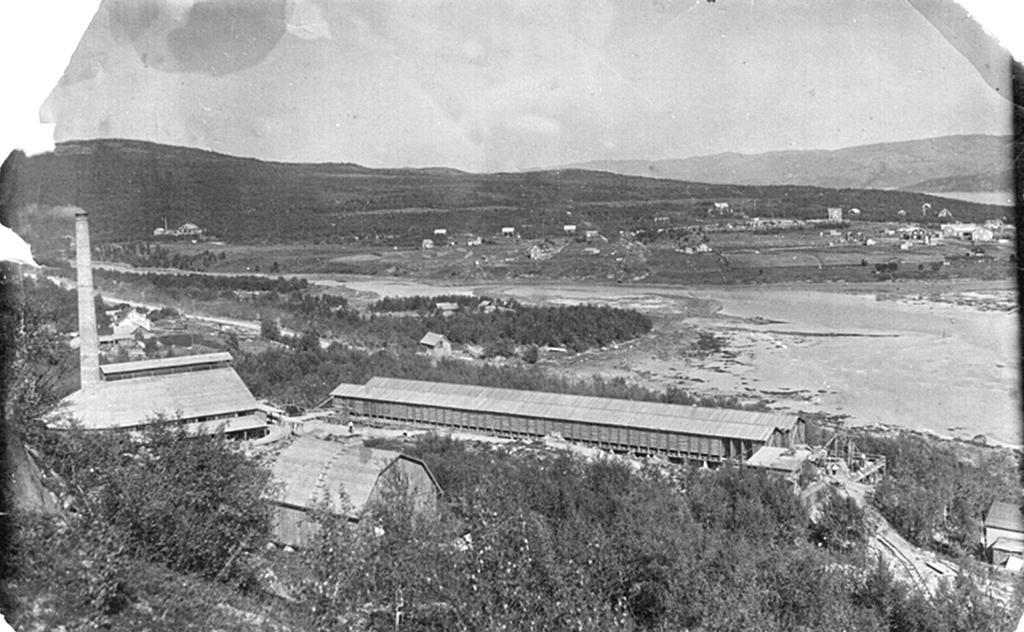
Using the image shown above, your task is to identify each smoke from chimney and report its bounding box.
[75,209,100,390]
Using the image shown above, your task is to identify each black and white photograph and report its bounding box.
[1,0,1022,629]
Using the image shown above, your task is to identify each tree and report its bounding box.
[522,344,539,364]
[811,490,870,551]
[260,317,281,341]
[44,424,274,582]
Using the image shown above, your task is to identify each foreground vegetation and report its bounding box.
[300,434,1022,631]
[7,413,1022,632]
[856,432,1023,557]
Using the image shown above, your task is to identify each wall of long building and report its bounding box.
[334,395,794,462]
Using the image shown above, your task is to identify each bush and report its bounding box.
[42,424,274,582]
[811,490,870,551]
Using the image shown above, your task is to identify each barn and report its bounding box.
[330,377,804,463]
[269,436,442,548]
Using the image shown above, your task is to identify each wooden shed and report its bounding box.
[270,436,442,548]
[331,377,804,464]
[984,501,1024,568]
[419,332,452,358]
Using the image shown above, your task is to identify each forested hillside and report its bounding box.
[4,140,1010,248]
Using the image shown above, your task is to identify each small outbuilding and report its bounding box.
[434,302,459,316]
[746,445,814,484]
[984,501,1024,569]
[269,436,442,548]
[419,332,452,358]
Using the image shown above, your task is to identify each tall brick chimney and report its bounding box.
[75,210,100,389]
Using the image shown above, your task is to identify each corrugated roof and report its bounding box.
[331,377,795,442]
[985,501,1024,533]
[990,537,1024,553]
[745,446,812,472]
[63,367,260,430]
[419,332,446,346]
[99,352,233,377]
[271,436,406,518]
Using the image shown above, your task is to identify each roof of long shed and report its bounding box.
[64,366,259,429]
[985,501,1024,533]
[331,377,796,442]
[99,352,233,377]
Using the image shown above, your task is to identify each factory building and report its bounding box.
[270,436,441,548]
[57,210,266,438]
[331,377,804,463]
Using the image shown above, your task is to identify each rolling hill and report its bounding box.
[564,135,1013,192]
[2,138,1012,248]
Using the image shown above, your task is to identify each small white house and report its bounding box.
[113,311,152,337]
[419,332,452,358]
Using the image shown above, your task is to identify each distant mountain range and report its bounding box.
[3,138,1011,249]
[562,135,1014,192]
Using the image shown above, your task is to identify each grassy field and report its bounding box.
[103,221,1014,290]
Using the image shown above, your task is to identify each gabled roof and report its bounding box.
[990,537,1024,553]
[985,501,1024,533]
[62,367,260,430]
[99,352,233,379]
[331,377,796,442]
[270,436,439,519]
[419,332,447,347]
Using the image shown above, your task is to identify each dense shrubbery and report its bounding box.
[369,294,484,313]
[367,296,653,352]
[857,432,1022,556]
[302,434,1017,632]
[233,344,767,411]
[37,425,274,582]
[96,269,309,298]
[19,275,110,334]
[93,272,648,355]
[95,242,226,271]
[320,294,651,353]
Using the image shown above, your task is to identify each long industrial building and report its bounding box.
[331,377,805,462]
[56,209,266,438]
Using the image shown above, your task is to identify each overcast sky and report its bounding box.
[17,0,1018,171]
